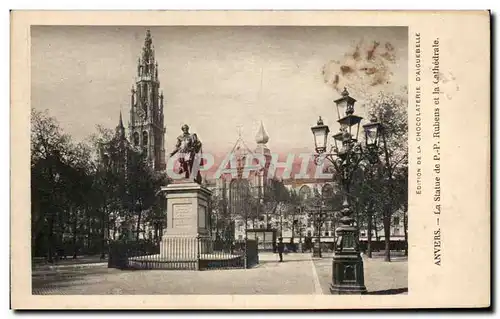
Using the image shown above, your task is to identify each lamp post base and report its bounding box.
[330,284,367,295]
[330,253,367,295]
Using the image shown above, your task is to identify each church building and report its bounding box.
[100,29,166,172]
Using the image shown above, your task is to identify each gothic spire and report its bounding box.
[115,110,126,139]
[118,110,124,128]
[130,29,166,171]
[137,29,158,79]
[145,29,152,49]
[142,29,154,62]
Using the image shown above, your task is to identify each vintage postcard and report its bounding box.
[11,10,490,309]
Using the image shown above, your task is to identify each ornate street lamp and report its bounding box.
[311,116,330,154]
[310,87,382,295]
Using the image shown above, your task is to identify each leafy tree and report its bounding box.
[31,109,98,261]
[285,189,301,239]
[262,178,290,235]
[366,89,408,262]
[31,107,172,261]
[209,185,233,241]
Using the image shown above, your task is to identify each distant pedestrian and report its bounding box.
[277,237,285,262]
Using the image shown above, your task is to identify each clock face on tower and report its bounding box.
[136,105,147,120]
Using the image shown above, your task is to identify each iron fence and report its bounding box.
[108,237,259,271]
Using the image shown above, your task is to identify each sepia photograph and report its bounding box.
[30,25,409,296]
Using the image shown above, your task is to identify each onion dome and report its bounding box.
[255,121,269,145]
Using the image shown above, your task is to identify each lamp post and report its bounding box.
[311,87,382,295]
[307,201,328,258]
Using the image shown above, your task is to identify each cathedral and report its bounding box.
[100,30,166,172]
[214,121,272,201]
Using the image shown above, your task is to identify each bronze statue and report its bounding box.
[169,124,203,184]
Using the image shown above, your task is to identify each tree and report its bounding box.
[262,178,291,235]
[366,89,408,262]
[90,125,129,255]
[393,166,409,255]
[63,141,95,258]
[144,171,170,242]
[357,161,386,258]
[286,189,301,240]
[209,186,233,241]
[32,109,71,261]
[31,108,171,261]
[31,109,98,261]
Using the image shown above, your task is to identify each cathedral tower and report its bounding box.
[129,30,166,171]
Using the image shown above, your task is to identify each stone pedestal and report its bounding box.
[159,181,213,259]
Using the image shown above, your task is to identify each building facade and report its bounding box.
[204,123,273,242]
[283,179,338,244]
[358,209,407,244]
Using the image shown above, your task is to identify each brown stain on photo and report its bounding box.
[352,45,361,61]
[340,65,354,75]
[367,41,380,60]
[321,40,398,94]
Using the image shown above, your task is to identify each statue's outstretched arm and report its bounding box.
[169,138,181,156]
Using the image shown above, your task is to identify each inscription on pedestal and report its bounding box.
[173,204,194,228]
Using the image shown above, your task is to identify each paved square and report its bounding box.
[32,252,407,295]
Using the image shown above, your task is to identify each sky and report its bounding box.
[31,26,408,157]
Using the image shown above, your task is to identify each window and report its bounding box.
[393,216,400,225]
[142,84,147,102]
[324,231,329,237]
[394,228,400,236]
[299,185,312,200]
[307,231,312,237]
[307,220,311,227]
[361,231,366,237]
[142,131,148,146]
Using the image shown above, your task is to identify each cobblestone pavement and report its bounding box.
[32,252,322,295]
[313,252,408,295]
[32,252,407,295]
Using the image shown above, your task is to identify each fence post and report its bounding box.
[256,238,259,265]
[196,235,201,271]
[244,237,248,269]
